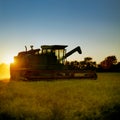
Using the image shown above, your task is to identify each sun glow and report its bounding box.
[0,62,10,80]
[3,55,14,64]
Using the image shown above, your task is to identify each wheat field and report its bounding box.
[0,73,120,120]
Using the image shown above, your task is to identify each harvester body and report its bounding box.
[10,45,97,80]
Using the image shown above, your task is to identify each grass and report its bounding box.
[0,73,120,120]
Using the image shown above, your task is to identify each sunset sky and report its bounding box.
[0,0,120,64]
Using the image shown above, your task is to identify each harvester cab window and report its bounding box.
[47,49,52,53]
[42,49,46,54]
[54,49,65,62]
[42,49,53,54]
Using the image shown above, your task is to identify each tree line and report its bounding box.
[65,56,120,72]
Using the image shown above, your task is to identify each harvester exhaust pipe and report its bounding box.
[25,46,27,52]
[30,45,34,50]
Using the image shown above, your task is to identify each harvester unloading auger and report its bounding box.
[10,45,97,81]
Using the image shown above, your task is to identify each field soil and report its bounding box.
[0,73,120,120]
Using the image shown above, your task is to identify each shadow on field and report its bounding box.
[99,104,120,120]
[0,104,120,120]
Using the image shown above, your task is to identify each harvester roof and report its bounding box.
[41,45,68,50]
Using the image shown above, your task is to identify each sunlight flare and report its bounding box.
[4,55,14,64]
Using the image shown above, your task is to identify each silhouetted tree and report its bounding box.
[84,57,92,63]
[79,57,96,70]
[100,56,117,71]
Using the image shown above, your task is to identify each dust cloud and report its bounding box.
[0,63,10,80]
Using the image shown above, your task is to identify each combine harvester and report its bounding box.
[10,45,97,81]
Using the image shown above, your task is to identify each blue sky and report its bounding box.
[0,0,120,63]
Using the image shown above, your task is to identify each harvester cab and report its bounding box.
[41,45,67,64]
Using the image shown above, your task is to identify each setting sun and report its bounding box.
[3,55,14,64]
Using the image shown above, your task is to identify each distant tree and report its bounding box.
[79,61,86,69]
[100,56,117,71]
[70,61,80,70]
[84,57,92,63]
[79,57,96,70]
